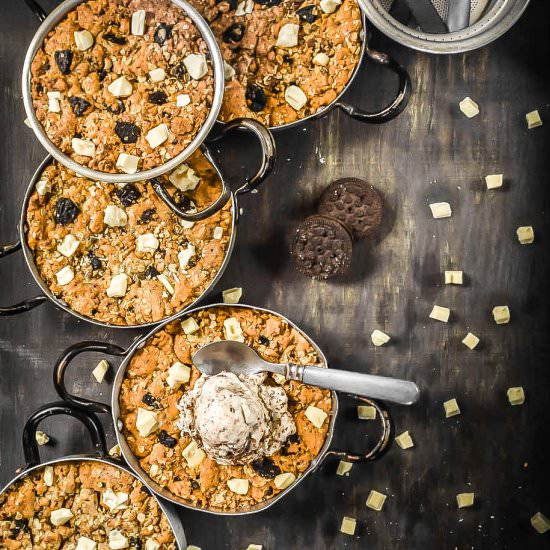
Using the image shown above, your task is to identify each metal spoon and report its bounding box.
[192,341,420,406]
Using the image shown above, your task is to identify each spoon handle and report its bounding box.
[287,365,420,406]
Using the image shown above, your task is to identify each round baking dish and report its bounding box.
[0,154,265,327]
[0,402,186,549]
[53,303,393,515]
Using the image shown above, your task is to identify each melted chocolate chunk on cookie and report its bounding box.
[55,198,80,225]
[54,50,73,74]
[246,84,267,112]
[149,91,168,105]
[297,5,318,23]
[114,121,141,144]
[223,23,245,44]
[68,96,91,117]
[252,457,282,478]
[158,430,178,448]
[154,23,173,45]
[103,32,126,45]
[116,183,141,206]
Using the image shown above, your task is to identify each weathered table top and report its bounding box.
[1,0,550,548]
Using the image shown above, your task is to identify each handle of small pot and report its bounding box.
[0,241,48,315]
[335,47,411,124]
[54,341,128,414]
[24,0,48,22]
[324,396,393,463]
[23,402,108,467]
[150,118,276,221]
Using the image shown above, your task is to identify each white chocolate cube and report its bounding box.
[131,10,146,35]
[485,174,503,189]
[313,53,330,66]
[35,431,50,445]
[492,305,510,324]
[76,537,97,550]
[156,273,174,294]
[106,273,128,298]
[169,163,200,191]
[336,460,353,476]
[340,516,356,535]
[459,97,479,118]
[462,332,480,350]
[371,329,390,346]
[57,234,80,258]
[136,233,160,254]
[222,287,243,304]
[92,359,110,383]
[357,405,376,420]
[304,405,327,429]
[149,68,166,83]
[276,23,299,48]
[136,407,158,437]
[109,530,128,550]
[213,226,224,239]
[56,266,74,286]
[285,85,307,111]
[227,478,249,495]
[526,110,543,129]
[44,465,54,486]
[516,226,534,244]
[166,362,191,389]
[430,305,450,323]
[445,270,463,285]
[531,512,550,534]
[395,431,414,449]
[50,508,74,526]
[223,317,244,342]
[178,245,196,270]
[108,76,133,98]
[72,138,96,157]
[116,153,140,174]
[183,54,208,80]
[507,386,525,406]
[320,0,342,14]
[104,205,128,227]
[181,317,200,335]
[146,123,169,149]
[429,202,452,219]
[444,398,461,418]
[176,93,191,107]
[182,441,206,467]
[456,492,475,508]
[274,472,296,490]
[366,490,387,511]
[74,30,94,51]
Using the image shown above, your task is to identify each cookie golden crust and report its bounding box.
[30,0,215,173]
[25,153,232,326]
[189,0,363,126]
[119,306,332,511]
[0,460,177,549]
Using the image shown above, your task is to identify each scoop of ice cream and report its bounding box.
[177,371,295,465]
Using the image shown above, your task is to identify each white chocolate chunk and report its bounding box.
[395,431,414,449]
[222,287,243,304]
[366,490,387,511]
[445,270,463,285]
[183,54,208,80]
[146,123,169,149]
[430,305,450,323]
[74,30,94,51]
[76,536,97,550]
[72,138,95,157]
[313,52,330,66]
[92,359,110,383]
[304,405,327,429]
[456,492,475,508]
[462,332,480,350]
[357,405,376,420]
[320,0,342,13]
[235,0,254,15]
[276,23,299,47]
[274,472,296,490]
[56,266,74,286]
[169,163,200,191]
[178,244,196,270]
[224,317,245,342]
[285,85,307,111]
[47,91,63,100]
[157,273,174,294]
[50,508,74,526]
[213,226,224,239]
[24,117,32,128]
[531,512,550,534]
[116,153,140,174]
[43,465,54,486]
[227,478,249,495]
[246,546,262,550]
[336,460,353,476]
[516,226,534,244]
[106,273,128,298]
[136,233,160,253]
[36,431,50,445]
[57,234,80,258]
[526,110,543,129]
[149,68,166,82]
[340,516,356,535]
[102,488,129,511]
[371,329,390,346]
[166,362,191,389]
[223,61,236,82]
[429,202,452,219]
[181,317,200,335]
[144,540,160,550]
[176,93,191,107]
[131,10,146,35]
[272,373,286,384]
[485,174,503,189]
[444,398,461,418]
[109,444,121,457]
[36,180,51,195]
[507,386,525,406]
[492,305,510,324]
[459,96,479,118]
[182,440,206,467]
[136,408,158,437]
[48,98,61,112]
[187,547,202,550]
[104,205,128,227]
[109,529,128,549]
[108,76,133,97]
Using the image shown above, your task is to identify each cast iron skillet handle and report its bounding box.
[54,341,128,414]
[150,118,276,222]
[23,401,108,468]
[335,47,411,124]
[0,240,48,315]
[324,397,393,463]
[24,0,48,22]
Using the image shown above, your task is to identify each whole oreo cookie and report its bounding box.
[290,215,353,279]
[318,178,383,239]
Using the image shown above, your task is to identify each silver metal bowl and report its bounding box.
[0,402,187,549]
[53,303,393,515]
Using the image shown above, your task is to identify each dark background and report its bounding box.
[1,0,550,548]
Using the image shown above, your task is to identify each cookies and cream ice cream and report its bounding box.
[177,371,295,465]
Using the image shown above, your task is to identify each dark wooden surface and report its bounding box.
[1,1,550,548]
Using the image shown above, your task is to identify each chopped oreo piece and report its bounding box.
[88,251,102,270]
[54,50,73,74]
[114,121,140,144]
[157,430,178,448]
[222,23,245,44]
[68,96,91,117]
[149,91,168,105]
[154,23,173,45]
[116,183,141,206]
[140,208,156,223]
[245,84,267,112]
[258,335,269,346]
[297,5,318,23]
[103,32,126,45]
[141,393,161,408]
[55,198,80,225]
[252,457,281,478]
[145,265,160,279]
